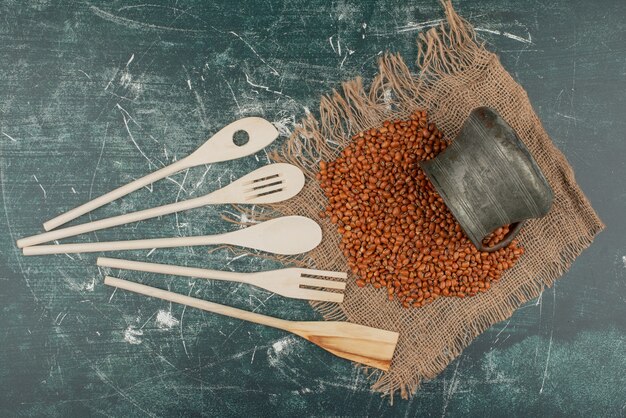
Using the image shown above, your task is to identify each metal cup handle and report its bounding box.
[477,221,525,252]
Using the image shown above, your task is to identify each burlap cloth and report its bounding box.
[254,1,604,400]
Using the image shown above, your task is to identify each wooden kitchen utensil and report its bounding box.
[23,216,322,256]
[18,163,304,248]
[104,276,398,370]
[97,257,346,302]
[43,117,279,231]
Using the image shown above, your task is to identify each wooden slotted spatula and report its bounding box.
[104,276,398,370]
[17,163,304,248]
[23,216,322,256]
[97,257,346,302]
[43,117,278,231]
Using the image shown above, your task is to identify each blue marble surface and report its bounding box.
[1,0,624,416]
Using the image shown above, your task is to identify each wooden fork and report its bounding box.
[97,257,347,303]
[17,163,304,248]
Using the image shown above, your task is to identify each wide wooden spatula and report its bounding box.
[104,276,398,371]
[43,117,278,231]
[18,164,304,248]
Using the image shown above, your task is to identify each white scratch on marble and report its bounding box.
[244,73,292,99]
[84,277,95,292]
[539,329,553,394]
[475,27,533,44]
[32,174,47,199]
[1,131,17,142]
[229,31,279,76]
[124,326,143,345]
[155,309,180,329]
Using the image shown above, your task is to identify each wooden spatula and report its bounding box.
[104,276,398,370]
[43,117,278,231]
[23,216,322,256]
[18,163,304,248]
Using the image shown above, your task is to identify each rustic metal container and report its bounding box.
[420,107,553,252]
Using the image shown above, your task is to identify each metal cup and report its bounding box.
[420,107,553,252]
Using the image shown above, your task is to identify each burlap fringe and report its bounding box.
[243,0,604,401]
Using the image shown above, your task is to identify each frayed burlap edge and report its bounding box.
[250,0,604,401]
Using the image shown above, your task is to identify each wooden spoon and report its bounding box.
[104,276,398,371]
[23,216,322,256]
[18,164,304,248]
[43,117,278,231]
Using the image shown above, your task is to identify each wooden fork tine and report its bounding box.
[299,269,348,279]
[245,184,284,197]
[293,288,344,303]
[245,176,283,189]
[298,277,346,290]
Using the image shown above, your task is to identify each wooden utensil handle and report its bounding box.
[23,234,224,255]
[97,257,253,283]
[104,276,291,330]
[43,158,190,231]
[19,192,213,248]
